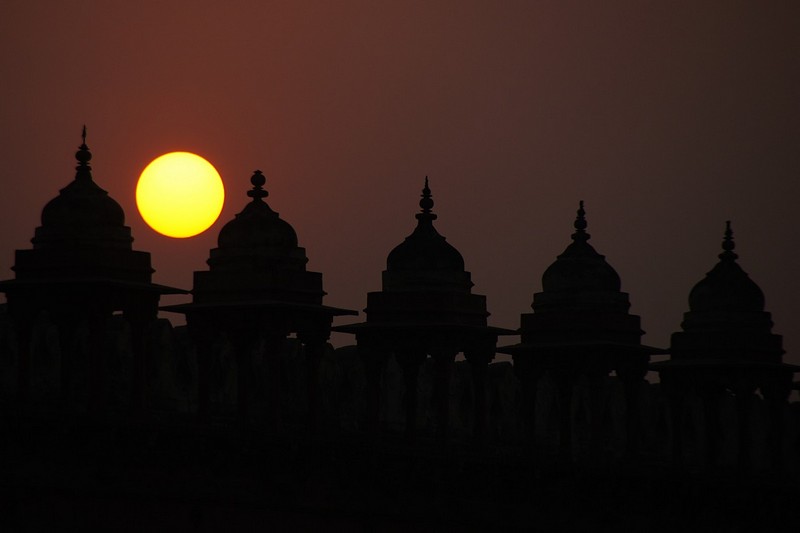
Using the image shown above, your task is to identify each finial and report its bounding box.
[571,200,590,242]
[247,170,268,201]
[75,125,92,180]
[416,176,437,222]
[719,220,738,260]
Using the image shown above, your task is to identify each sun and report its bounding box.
[136,152,225,238]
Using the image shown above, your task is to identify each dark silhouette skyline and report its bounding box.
[1,135,799,530]
[2,2,799,370]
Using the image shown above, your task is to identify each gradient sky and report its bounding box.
[1,1,798,365]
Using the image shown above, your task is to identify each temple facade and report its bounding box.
[500,202,664,459]
[1,135,799,529]
[654,222,798,470]
[164,170,356,429]
[335,179,513,440]
[0,130,183,413]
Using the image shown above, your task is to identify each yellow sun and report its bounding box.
[136,152,225,238]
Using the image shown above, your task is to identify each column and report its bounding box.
[760,372,792,472]
[231,334,254,423]
[395,348,427,439]
[14,316,33,406]
[358,335,388,432]
[465,343,495,443]
[513,355,545,446]
[298,329,329,434]
[86,309,109,415]
[617,354,649,457]
[189,315,215,422]
[125,296,158,414]
[262,333,287,431]
[552,369,575,462]
[430,349,457,442]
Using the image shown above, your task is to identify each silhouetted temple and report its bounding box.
[2,135,799,530]
[164,170,356,428]
[335,179,513,439]
[0,130,183,412]
[654,222,799,470]
[499,202,664,458]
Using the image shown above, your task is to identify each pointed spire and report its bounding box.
[571,200,590,242]
[247,170,268,201]
[416,176,438,223]
[719,220,738,261]
[75,124,92,181]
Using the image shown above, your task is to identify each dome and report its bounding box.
[216,170,299,250]
[540,202,621,294]
[32,129,131,250]
[386,178,465,273]
[688,221,765,313]
[207,171,308,272]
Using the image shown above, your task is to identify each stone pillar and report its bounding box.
[262,334,286,431]
[733,384,756,472]
[56,314,79,405]
[125,297,158,414]
[586,371,607,462]
[661,371,687,464]
[396,348,427,439]
[431,350,456,442]
[761,372,793,472]
[465,346,495,442]
[190,317,215,422]
[299,330,329,433]
[231,334,253,423]
[14,317,33,406]
[617,354,649,457]
[553,369,574,462]
[513,356,545,446]
[701,387,721,468]
[86,310,109,415]
[358,336,387,432]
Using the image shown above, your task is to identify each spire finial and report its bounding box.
[571,200,590,242]
[75,125,92,180]
[719,220,738,260]
[247,170,268,201]
[416,176,437,222]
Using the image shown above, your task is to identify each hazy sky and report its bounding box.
[1,1,798,364]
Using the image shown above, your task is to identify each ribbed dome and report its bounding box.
[32,130,132,250]
[386,178,465,273]
[541,202,621,294]
[216,171,299,250]
[688,221,765,313]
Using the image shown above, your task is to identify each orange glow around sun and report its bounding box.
[136,152,225,238]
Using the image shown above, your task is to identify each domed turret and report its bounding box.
[499,201,660,458]
[207,171,307,272]
[382,178,472,293]
[540,201,621,294]
[32,127,132,250]
[386,178,465,273]
[656,221,796,471]
[339,178,500,327]
[687,221,765,313]
[533,202,628,314]
[216,170,299,250]
[668,221,783,363]
[334,178,511,440]
[0,128,184,412]
[184,170,333,307]
[163,168,355,427]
